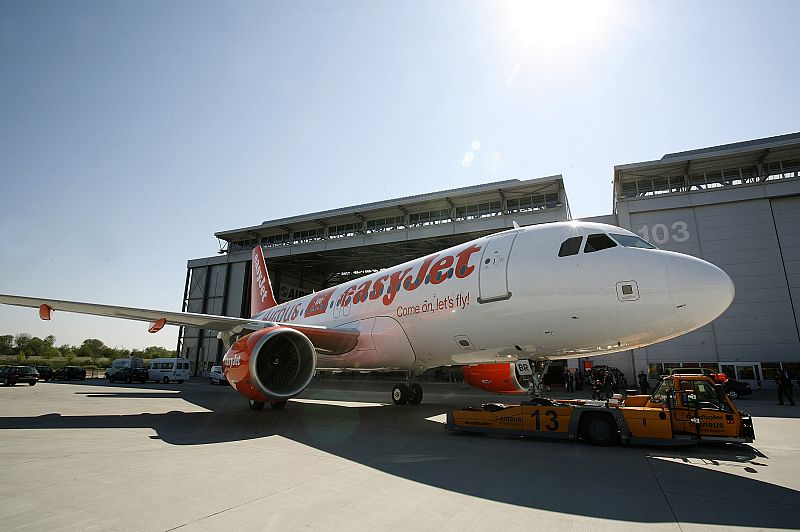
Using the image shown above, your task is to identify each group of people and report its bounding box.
[562,370,584,392]
[590,370,618,400]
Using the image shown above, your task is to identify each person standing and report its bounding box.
[638,371,649,394]
[779,368,796,406]
[603,370,613,400]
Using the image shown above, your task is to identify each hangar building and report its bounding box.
[181,132,800,390]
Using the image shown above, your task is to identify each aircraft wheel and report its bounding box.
[408,383,423,405]
[249,399,265,410]
[392,384,409,405]
[271,401,287,410]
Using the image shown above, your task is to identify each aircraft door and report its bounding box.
[478,232,518,303]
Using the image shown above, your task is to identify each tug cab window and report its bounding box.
[584,234,617,253]
[610,233,656,249]
[558,236,583,257]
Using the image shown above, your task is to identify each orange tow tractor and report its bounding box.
[447,374,755,446]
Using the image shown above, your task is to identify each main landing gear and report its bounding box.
[248,399,287,410]
[392,372,423,405]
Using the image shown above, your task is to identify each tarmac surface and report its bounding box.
[0,378,799,531]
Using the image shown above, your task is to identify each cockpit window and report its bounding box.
[584,234,617,253]
[610,233,657,249]
[558,236,583,257]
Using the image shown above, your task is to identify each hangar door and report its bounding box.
[478,232,518,303]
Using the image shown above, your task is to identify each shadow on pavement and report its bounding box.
[1,382,799,529]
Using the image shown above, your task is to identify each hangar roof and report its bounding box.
[215,176,568,247]
[613,132,800,211]
[210,176,569,283]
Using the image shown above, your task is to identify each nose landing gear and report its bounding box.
[392,373,424,405]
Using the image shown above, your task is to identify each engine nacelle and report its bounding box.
[223,327,317,403]
[462,363,529,394]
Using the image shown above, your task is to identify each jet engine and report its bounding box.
[462,363,529,394]
[223,326,317,403]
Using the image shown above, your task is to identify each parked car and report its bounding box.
[52,366,86,381]
[148,358,190,384]
[1,365,40,386]
[35,365,54,381]
[108,367,148,384]
[724,378,752,399]
[209,365,227,385]
[105,356,145,379]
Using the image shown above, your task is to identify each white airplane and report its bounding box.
[0,221,734,410]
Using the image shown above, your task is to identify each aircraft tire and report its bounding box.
[392,384,409,405]
[271,401,287,410]
[408,383,423,405]
[249,399,265,410]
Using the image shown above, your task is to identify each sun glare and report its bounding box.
[500,0,616,55]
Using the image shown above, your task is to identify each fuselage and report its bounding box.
[251,221,734,371]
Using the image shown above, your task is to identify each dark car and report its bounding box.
[1,366,40,386]
[35,365,54,381]
[724,378,752,399]
[52,366,87,381]
[108,367,148,384]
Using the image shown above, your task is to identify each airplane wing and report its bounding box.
[0,294,359,355]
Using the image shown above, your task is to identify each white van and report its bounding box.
[148,358,190,384]
[106,357,145,378]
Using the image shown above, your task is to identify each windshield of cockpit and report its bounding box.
[557,232,656,257]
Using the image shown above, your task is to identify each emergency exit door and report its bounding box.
[478,232,518,303]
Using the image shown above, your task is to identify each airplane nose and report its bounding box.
[668,255,735,331]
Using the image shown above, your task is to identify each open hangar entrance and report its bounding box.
[179,177,570,376]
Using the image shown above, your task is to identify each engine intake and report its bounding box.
[224,327,317,402]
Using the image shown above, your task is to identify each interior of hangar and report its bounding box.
[179,177,570,375]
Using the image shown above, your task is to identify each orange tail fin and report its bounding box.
[251,245,277,316]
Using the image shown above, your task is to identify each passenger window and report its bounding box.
[584,234,617,253]
[558,237,583,257]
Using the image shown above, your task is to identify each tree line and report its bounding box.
[0,333,177,365]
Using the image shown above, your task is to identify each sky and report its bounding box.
[1,0,798,350]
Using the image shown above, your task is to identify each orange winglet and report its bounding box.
[148,318,167,333]
[39,304,53,321]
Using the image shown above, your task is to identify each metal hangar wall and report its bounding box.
[586,132,800,389]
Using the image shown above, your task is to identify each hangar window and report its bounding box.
[294,228,325,244]
[329,223,360,239]
[584,234,617,253]
[507,193,559,213]
[609,233,656,249]
[409,209,451,227]
[366,216,405,233]
[264,233,290,247]
[454,201,502,220]
[558,236,582,257]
